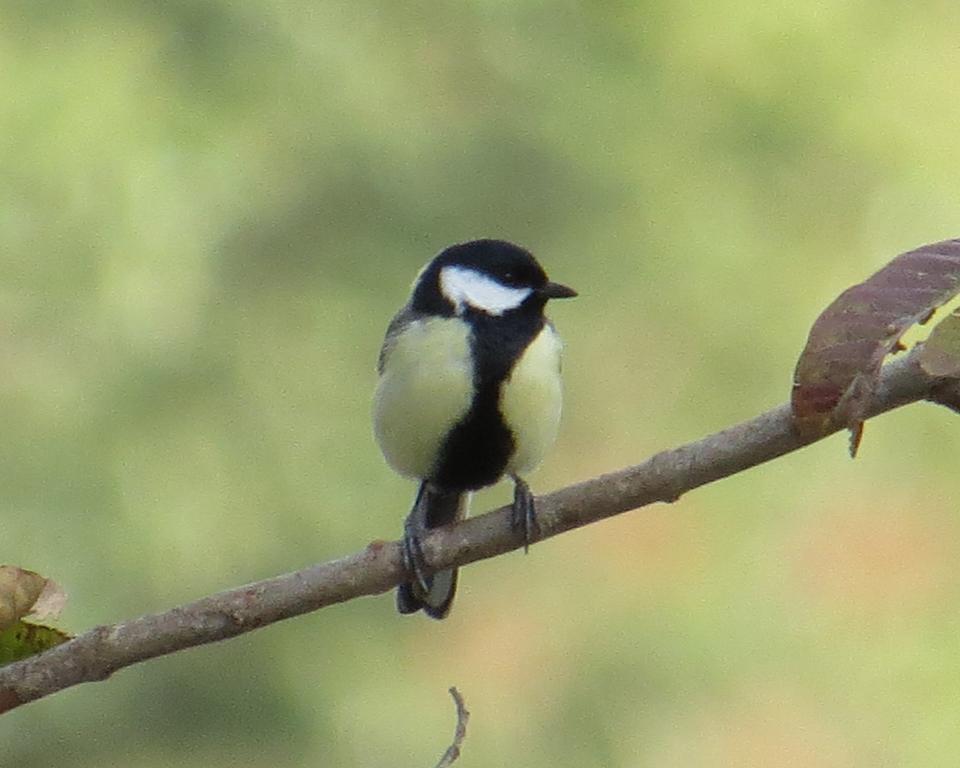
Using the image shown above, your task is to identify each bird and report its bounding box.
[373,239,576,618]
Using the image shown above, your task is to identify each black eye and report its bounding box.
[503,271,515,283]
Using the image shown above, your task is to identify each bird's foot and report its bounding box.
[511,476,540,553]
[402,517,432,594]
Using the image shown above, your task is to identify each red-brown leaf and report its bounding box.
[791,238,960,453]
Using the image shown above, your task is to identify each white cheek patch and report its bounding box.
[439,265,532,315]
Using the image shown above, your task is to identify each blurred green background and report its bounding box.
[3,1,960,765]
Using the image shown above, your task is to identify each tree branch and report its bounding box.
[1,345,957,714]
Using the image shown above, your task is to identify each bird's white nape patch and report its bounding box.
[439,265,532,315]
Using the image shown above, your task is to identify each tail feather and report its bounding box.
[397,484,467,619]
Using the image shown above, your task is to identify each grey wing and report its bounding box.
[546,318,564,373]
[377,304,421,374]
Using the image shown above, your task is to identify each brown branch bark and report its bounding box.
[0,345,957,715]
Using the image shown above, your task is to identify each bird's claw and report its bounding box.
[511,476,540,553]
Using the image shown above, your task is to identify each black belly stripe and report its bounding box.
[431,310,544,492]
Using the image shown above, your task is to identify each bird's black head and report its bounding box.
[411,239,576,317]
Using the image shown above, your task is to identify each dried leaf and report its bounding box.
[792,238,960,454]
[29,579,68,623]
[0,567,48,631]
[919,309,960,377]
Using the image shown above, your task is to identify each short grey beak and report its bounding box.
[540,281,577,299]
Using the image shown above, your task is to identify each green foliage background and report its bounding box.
[3,2,960,765]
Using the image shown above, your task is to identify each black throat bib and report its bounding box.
[431,309,545,491]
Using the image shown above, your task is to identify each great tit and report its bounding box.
[374,239,576,619]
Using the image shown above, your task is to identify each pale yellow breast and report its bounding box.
[502,325,564,475]
[373,317,473,479]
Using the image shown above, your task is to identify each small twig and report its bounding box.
[435,687,470,768]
